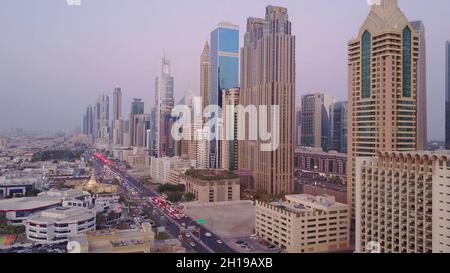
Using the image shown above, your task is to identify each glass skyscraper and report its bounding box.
[209,22,239,168]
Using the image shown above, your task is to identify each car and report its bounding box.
[216,240,223,244]
[205,232,212,237]
[185,233,191,238]
[190,242,196,247]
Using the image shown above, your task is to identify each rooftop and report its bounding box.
[0,197,61,212]
[27,206,94,224]
[184,169,239,181]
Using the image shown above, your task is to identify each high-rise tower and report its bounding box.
[239,6,295,195]
[200,42,211,112]
[348,0,421,219]
[210,22,239,168]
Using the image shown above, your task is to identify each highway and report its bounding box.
[91,152,236,254]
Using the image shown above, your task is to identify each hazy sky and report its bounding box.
[0,0,449,140]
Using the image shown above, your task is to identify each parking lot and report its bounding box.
[183,201,255,239]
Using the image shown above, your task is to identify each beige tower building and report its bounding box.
[239,6,295,195]
[222,88,240,171]
[347,0,421,218]
[356,151,450,253]
[200,42,211,112]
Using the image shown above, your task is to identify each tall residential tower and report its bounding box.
[348,0,422,218]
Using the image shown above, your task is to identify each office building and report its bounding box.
[300,93,334,151]
[294,147,347,178]
[239,6,295,195]
[93,94,110,140]
[210,22,239,168]
[151,57,175,157]
[255,194,349,253]
[331,101,348,153]
[200,42,211,112]
[181,169,240,203]
[221,88,239,170]
[355,151,450,253]
[128,98,144,147]
[133,114,151,148]
[112,86,123,145]
[347,0,421,218]
[25,207,96,244]
[83,105,93,136]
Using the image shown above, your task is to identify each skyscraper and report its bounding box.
[151,57,175,157]
[221,88,239,171]
[200,42,211,112]
[210,22,239,168]
[300,93,334,151]
[348,0,421,219]
[331,101,348,153]
[83,105,93,136]
[411,20,427,151]
[93,94,110,140]
[295,106,302,148]
[112,86,122,121]
[129,98,144,147]
[239,6,295,195]
[112,86,123,145]
[445,41,450,149]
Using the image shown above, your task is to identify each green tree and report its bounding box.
[167,192,182,203]
[184,192,196,202]
[0,213,8,229]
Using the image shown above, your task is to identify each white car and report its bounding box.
[205,232,212,237]
[216,240,223,244]
[186,233,191,238]
[190,242,196,247]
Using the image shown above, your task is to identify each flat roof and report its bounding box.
[183,169,239,181]
[285,194,348,210]
[27,206,94,224]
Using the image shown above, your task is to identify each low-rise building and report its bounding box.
[69,222,154,253]
[0,176,37,198]
[294,147,347,178]
[25,207,96,244]
[180,169,240,203]
[255,194,349,253]
[0,197,62,226]
[150,157,192,183]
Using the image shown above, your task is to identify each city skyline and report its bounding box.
[1,0,450,141]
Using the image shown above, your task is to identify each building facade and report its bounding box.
[239,6,295,196]
[294,148,347,178]
[112,86,123,145]
[347,0,421,218]
[411,21,427,150]
[221,88,239,171]
[445,41,450,149]
[331,101,348,153]
[355,151,450,253]
[255,194,349,253]
[210,22,239,169]
[93,94,110,140]
[300,93,334,151]
[128,99,144,147]
[25,207,96,244]
[181,170,240,203]
[151,57,175,157]
[200,42,211,112]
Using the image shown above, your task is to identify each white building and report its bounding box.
[255,194,349,253]
[356,151,450,253]
[150,157,192,183]
[25,207,96,244]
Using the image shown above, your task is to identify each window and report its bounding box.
[402,26,412,97]
[362,31,372,99]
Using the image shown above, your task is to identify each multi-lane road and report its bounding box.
[91,152,236,254]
